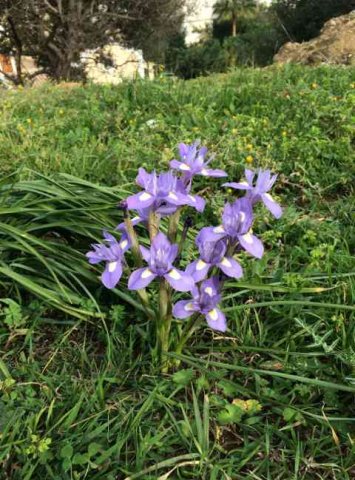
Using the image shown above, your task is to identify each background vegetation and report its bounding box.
[0,65,354,479]
[168,0,355,78]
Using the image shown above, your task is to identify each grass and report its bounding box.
[0,65,354,479]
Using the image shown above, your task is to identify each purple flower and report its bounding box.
[128,232,195,292]
[125,168,205,214]
[200,198,264,258]
[173,277,227,332]
[224,169,282,219]
[86,231,130,289]
[187,237,243,282]
[170,142,227,179]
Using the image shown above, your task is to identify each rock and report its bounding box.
[274,12,355,65]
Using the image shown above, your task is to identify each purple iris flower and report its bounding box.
[173,277,227,332]
[199,197,264,259]
[187,237,243,282]
[86,231,130,289]
[126,168,205,213]
[128,232,195,292]
[223,169,282,219]
[170,142,227,179]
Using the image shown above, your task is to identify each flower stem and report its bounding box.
[174,313,202,366]
[124,212,152,317]
[148,211,159,241]
[168,208,181,243]
[158,278,172,372]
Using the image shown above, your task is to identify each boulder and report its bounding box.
[274,12,355,65]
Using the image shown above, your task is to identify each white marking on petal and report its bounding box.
[264,193,274,201]
[139,192,152,201]
[108,261,118,273]
[239,181,249,186]
[213,226,225,234]
[168,269,181,280]
[242,233,253,244]
[141,269,154,279]
[188,195,196,203]
[196,260,207,271]
[120,240,128,250]
[168,192,178,201]
[131,216,140,222]
[239,212,246,222]
[201,168,208,176]
[221,257,232,268]
[179,163,191,171]
[204,287,213,296]
[208,309,218,321]
[184,302,195,311]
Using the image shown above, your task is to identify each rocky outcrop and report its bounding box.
[274,12,355,65]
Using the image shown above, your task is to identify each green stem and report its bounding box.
[174,313,202,365]
[124,215,142,266]
[168,208,181,243]
[124,213,152,317]
[159,278,172,371]
[148,211,159,241]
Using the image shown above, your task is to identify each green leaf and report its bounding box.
[172,368,194,386]
[217,404,244,425]
[87,443,101,458]
[60,444,73,459]
[283,407,304,423]
[217,379,239,397]
[72,453,88,466]
[62,457,72,472]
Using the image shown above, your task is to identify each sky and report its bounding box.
[184,0,272,44]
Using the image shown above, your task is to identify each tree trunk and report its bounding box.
[7,16,23,85]
[232,14,237,37]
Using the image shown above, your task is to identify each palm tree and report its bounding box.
[213,0,256,37]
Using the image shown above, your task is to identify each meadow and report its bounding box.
[0,65,354,479]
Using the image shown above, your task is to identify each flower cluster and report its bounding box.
[87,141,282,341]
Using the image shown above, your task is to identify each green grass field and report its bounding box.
[0,65,354,479]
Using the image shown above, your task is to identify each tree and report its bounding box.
[273,0,355,42]
[213,0,256,37]
[0,0,186,83]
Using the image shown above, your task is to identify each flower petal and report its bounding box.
[116,215,143,232]
[173,300,198,319]
[101,261,123,289]
[186,194,205,212]
[103,231,116,243]
[118,234,131,253]
[197,226,226,243]
[201,168,228,178]
[128,268,156,290]
[261,193,283,219]
[186,259,211,282]
[140,245,151,263]
[86,249,104,264]
[126,191,155,210]
[239,233,264,259]
[223,181,252,190]
[256,169,271,193]
[170,159,191,172]
[206,308,227,332]
[136,167,151,188]
[164,269,195,292]
[164,191,189,206]
[245,169,255,186]
[218,256,243,279]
